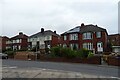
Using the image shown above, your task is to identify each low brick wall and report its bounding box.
[14,51,36,61]
[8,55,14,59]
[39,55,101,65]
[107,56,120,66]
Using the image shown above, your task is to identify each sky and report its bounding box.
[0,0,119,37]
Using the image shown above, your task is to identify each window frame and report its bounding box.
[83,32,93,40]
[83,43,93,50]
[70,33,78,40]
[96,32,101,38]
[63,35,67,41]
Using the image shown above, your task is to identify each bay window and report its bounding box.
[83,43,93,50]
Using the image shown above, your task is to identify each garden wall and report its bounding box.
[107,56,120,66]
[39,54,101,65]
[14,51,36,61]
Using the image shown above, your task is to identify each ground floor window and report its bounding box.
[63,44,67,48]
[83,43,93,50]
[70,43,78,50]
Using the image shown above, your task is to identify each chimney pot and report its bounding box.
[19,32,23,35]
[80,23,85,29]
[54,31,56,34]
[81,23,84,27]
[41,28,44,33]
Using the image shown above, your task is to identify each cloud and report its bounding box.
[1,0,119,37]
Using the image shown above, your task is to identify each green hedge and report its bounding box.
[4,51,15,56]
[50,46,94,58]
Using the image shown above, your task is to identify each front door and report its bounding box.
[97,42,103,52]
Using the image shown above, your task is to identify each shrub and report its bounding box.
[50,47,77,58]
[5,51,15,56]
[76,48,90,58]
[66,50,77,58]
[50,46,62,57]
[17,48,28,51]
[61,48,77,58]
[87,52,94,58]
[50,47,92,59]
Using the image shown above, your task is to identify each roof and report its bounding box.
[61,24,108,35]
[80,24,107,33]
[108,34,120,37]
[29,30,59,38]
[1,36,10,40]
[11,34,28,40]
[62,26,80,34]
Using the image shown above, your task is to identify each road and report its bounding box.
[2,59,120,78]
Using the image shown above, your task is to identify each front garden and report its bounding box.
[39,46,101,64]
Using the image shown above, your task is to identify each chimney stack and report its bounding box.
[19,32,23,35]
[41,28,44,33]
[54,31,56,34]
[81,23,84,27]
[80,23,85,29]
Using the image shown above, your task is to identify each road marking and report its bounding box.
[42,69,46,70]
[110,76,120,79]
[3,66,17,69]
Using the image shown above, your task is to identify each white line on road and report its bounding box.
[2,66,17,69]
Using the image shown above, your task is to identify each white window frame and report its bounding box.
[70,43,78,50]
[18,45,21,50]
[63,35,67,40]
[63,44,67,48]
[83,43,93,50]
[96,32,101,38]
[83,32,93,40]
[70,34,78,40]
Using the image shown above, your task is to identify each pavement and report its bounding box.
[2,66,112,78]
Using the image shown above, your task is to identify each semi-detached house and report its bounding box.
[6,32,28,51]
[28,28,60,51]
[108,34,120,53]
[61,23,108,53]
[0,36,10,51]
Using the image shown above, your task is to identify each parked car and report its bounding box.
[0,53,8,59]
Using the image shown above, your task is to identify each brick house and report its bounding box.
[9,32,28,51]
[28,28,60,51]
[108,34,120,53]
[60,23,108,53]
[0,36,10,52]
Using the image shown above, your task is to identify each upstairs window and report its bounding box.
[70,34,78,40]
[96,32,101,38]
[83,32,92,40]
[63,35,67,40]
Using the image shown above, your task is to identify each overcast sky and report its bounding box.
[0,0,119,37]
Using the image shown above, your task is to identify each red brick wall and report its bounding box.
[51,35,59,47]
[61,31,107,53]
[14,52,36,60]
[21,38,28,50]
[61,34,70,47]
[11,34,28,50]
[79,32,107,52]
[2,37,9,50]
